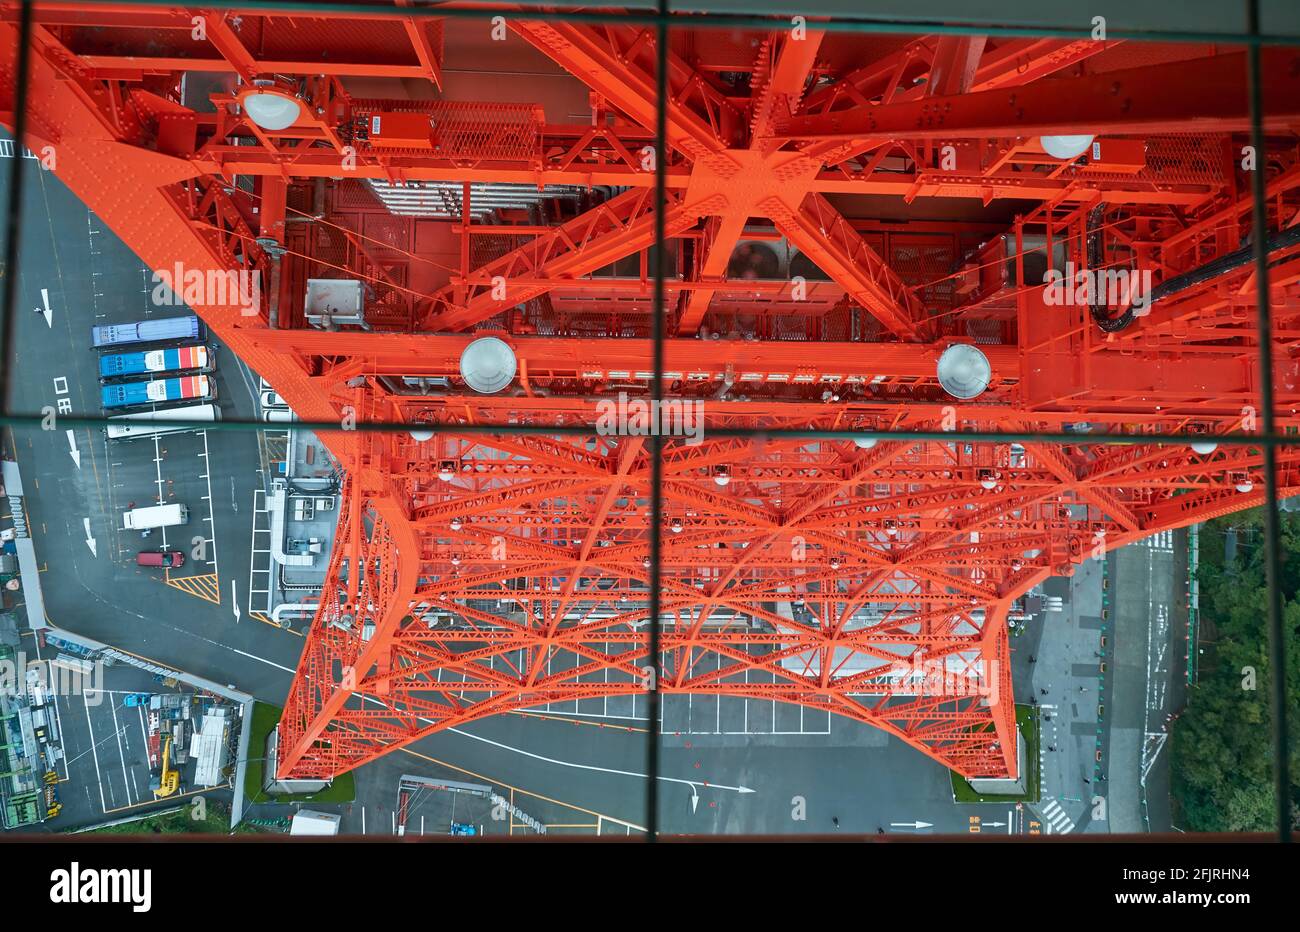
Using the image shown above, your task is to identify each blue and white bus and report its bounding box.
[91,315,201,349]
[101,374,213,410]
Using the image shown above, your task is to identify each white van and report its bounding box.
[123,503,188,530]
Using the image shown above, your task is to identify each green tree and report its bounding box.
[1172,513,1300,832]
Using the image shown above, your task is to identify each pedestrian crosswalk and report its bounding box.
[1144,529,1174,552]
[1037,798,1076,834]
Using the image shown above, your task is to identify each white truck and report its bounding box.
[290,810,341,836]
[122,503,188,531]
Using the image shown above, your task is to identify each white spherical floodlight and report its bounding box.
[240,81,304,131]
[853,437,878,450]
[409,428,435,443]
[459,337,517,394]
[1191,441,1218,455]
[1040,134,1095,160]
[1236,476,1254,493]
[936,343,992,400]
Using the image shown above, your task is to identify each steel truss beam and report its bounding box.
[6,12,1300,785]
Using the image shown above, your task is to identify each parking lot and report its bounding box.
[31,656,238,829]
[473,643,832,738]
[101,426,221,603]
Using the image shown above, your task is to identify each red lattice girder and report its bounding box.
[8,11,1300,788]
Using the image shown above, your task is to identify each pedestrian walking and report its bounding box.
[832,817,839,829]
[1048,745,1057,751]
[1028,655,1036,663]
[1083,778,1091,784]
[1039,688,1048,696]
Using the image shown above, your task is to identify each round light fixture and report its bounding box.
[853,437,878,450]
[936,343,992,399]
[450,517,463,531]
[1191,441,1218,455]
[1236,477,1254,493]
[1040,135,1095,160]
[409,429,434,443]
[459,336,517,394]
[240,82,304,131]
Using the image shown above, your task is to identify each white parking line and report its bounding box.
[199,429,220,583]
[247,487,273,615]
[109,697,134,807]
[82,688,108,814]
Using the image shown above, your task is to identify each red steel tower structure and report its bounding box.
[4,4,1300,782]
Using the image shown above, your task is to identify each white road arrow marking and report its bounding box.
[66,429,80,469]
[889,820,933,830]
[690,787,699,814]
[83,517,97,557]
[231,579,240,622]
[38,288,52,328]
[983,821,1007,827]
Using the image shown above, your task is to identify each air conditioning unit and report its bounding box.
[727,238,787,281]
[788,249,832,282]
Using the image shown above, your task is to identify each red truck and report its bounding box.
[136,550,185,568]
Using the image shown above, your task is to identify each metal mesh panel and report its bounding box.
[351,99,544,163]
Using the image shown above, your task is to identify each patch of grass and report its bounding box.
[950,704,1040,803]
[242,702,355,806]
[78,800,256,835]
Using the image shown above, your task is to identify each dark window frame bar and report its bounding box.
[0,0,1291,842]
